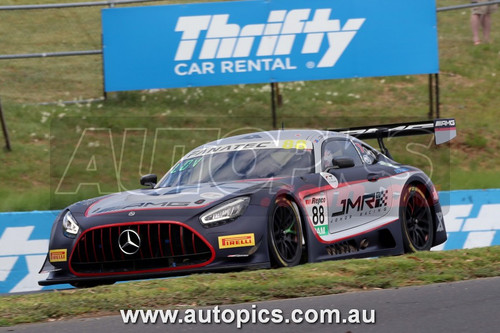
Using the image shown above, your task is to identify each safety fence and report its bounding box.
[1,189,499,294]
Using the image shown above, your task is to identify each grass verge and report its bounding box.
[1,246,499,327]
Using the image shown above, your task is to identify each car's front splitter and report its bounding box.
[39,261,269,286]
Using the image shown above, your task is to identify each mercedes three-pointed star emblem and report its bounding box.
[118,229,141,255]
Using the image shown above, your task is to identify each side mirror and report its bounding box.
[140,174,157,188]
[331,157,355,169]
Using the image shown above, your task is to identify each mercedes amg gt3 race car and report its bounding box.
[39,119,456,287]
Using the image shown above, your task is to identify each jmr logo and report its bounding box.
[174,9,365,72]
[331,190,388,217]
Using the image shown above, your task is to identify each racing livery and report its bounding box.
[39,119,456,287]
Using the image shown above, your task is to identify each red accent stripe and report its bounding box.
[158,224,164,258]
[148,224,153,257]
[92,230,98,262]
[298,172,413,200]
[68,221,216,278]
[180,227,186,255]
[77,241,82,262]
[169,224,174,256]
[84,235,89,262]
[435,127,456,132]
[192,233,197,254]
[100,228,106,262]
[109,227,115,261]
[138,225,144,259]
[118,226,124,260]
[313,219,398,245]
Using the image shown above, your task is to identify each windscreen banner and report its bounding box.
[101,0,439,92]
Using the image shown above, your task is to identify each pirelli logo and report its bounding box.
[49,249,67,262]
[218,233,255,249]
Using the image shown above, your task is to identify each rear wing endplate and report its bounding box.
[330,118,456,158]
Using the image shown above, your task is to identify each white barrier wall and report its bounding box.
[433,189,500,250]
[1,189,499,294]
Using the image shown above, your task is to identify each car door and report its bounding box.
[321,139,393,235]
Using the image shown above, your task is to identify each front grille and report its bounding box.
[70,222,213,274]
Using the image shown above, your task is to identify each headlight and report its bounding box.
[200,197,250,226]
[62,211,80,238]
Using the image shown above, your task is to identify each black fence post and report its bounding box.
[0,98,12,151]
[428,73,440,119]
[435,73,440,118]
[428,74,434,119]
[271,83,277,130]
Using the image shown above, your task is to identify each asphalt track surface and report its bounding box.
[2,277,499,333]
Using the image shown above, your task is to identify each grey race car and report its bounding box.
[39,118,456,287]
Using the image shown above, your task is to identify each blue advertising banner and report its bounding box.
[101,0,439,92]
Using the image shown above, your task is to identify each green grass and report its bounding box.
[1,0,500,211]
[0,246,499,326]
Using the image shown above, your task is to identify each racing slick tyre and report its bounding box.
[268,197,303,267]
[400,184,434,252]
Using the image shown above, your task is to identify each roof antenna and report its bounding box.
[281,122,285,130]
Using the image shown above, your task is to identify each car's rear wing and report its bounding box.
[330,118,456,158]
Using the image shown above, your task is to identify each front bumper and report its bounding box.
[39,214,271,286]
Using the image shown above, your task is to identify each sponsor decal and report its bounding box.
[218,233,256,249]
[330,190,388,222]
[49,249,67,262]
[435,119,456,128]
[320,172,339,189]
[305,192,329,236]
[170,157,203,174]
[89,201,196,215]
[281,139,310,150]
[184,140,312,159]
[174,9,365,75]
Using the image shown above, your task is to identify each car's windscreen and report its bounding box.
[157,148,314,187]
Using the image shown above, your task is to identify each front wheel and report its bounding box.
[400,185,434,252]
[268,197,303,267]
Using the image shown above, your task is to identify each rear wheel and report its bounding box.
[400,185,434,252]
[268,197,303,267]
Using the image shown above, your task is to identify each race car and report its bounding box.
[39,119,456,287]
